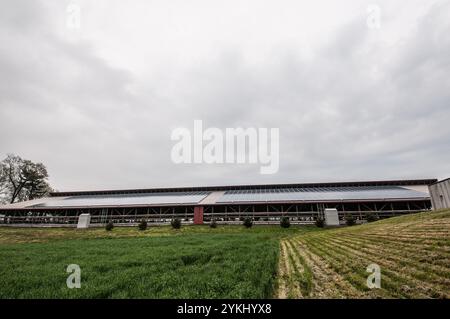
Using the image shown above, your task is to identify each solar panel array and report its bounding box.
[216,186,428,203]
[27,186,429,208]
[33,191,210,208]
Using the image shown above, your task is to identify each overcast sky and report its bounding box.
[1,0,450,191]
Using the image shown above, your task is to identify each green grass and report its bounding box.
[1,210,449,299]
[277,210,450,299]
[0,224,311,245]
[0,225,308,299]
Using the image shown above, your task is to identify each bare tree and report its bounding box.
[0,164,8,204]
[0,154,53,204]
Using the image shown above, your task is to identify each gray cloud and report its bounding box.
[1,0,449,191]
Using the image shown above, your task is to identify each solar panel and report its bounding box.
[33,191,210,208]
[216,186,428,203]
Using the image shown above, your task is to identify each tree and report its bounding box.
[0,165,7,203]
[171,218,182,229]
[243,217,253,228]
[0,154,53,204]
[280,216,291,228]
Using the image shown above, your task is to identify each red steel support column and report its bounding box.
[193,206,204,225]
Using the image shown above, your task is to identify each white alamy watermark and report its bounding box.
[171,120,280,174]
[66,264,81,289]
[66,3,81,30]
[366,263,381,289]
[366,4,381,29]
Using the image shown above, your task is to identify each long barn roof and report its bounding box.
[0,179,436,210]
[49,179,437,197]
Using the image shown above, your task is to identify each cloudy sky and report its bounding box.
[1,0,449,191]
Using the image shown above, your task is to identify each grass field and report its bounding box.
[0,210,449,299]
[277,210,450,299]
[0,225,303,298]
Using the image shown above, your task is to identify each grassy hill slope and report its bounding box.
[277,210,450,298]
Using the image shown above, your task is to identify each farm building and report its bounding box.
[0,179,436,226]
[429,178,450,210]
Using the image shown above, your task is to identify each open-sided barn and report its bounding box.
[0,179,436,226]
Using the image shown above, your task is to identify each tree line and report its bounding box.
[0,154,53,204]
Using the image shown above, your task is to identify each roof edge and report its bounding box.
[430,177,450,185]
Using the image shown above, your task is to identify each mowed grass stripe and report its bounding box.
[336,234,450,275]
[280,240,303,298]
[321,236,449,298]
[300,236,410,298]
[290,238,364,298]
[276,241,290,299]
[297,237,387,297]
[358,232,450,244]
[285,239,313,297]
[345,233,450,255]
[281,210,450,298]
[325,234,449,275]
[305,234,440,298]
[338,233,450,259]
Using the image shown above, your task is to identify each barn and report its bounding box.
[429,178,450,210]
[0,179,436,226]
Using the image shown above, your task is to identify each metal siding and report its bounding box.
[430,184,438,209]
[442,181,450,208]
[429,179,450,210]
